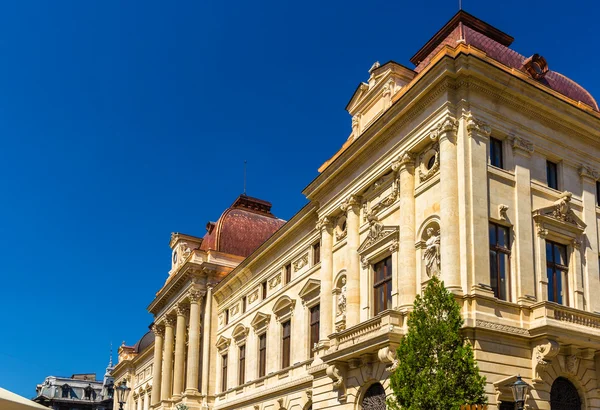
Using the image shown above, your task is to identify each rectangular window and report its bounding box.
[261,281,267,300]
[242,296,247,313]
[238,345,246,385]
[373,256,393,315]
[313,242,321,265]
[490,137,504,169]
[225,309,229,325]
[284,263,292,284]
[489,223,511,301]
[597,181,600,206]
[546,241,568,305]
[221,354,228,392]
[547,160,559,190]
[281,320,291,369]
[310,304,320,350]
[258,333,267,377]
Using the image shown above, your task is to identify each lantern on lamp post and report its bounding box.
[510,375,531,410]
[115,380,131,410]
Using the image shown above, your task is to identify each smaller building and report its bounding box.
[33,363,114,410]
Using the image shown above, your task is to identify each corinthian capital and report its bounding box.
[465,113,491,138]
[316,216,333,231]
[430,117,458,142]
[175,305,189,317]
[340,194,362,213]
[151,324,165,337]
[162,316,176,327]
[188,289,205,304]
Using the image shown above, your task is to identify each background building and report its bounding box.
[115,10,600,410]
[34,364,114,410]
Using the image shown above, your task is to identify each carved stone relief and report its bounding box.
[293,253,309,272]
[532,339,560,384]
[418,142,440,183]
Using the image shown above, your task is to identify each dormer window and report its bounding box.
[522,54,548,80]
[84,384,94,400]
[61,384,70,398]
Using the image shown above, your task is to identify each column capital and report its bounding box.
[511,135,534,157]
[579,165,599,182]
[393,151,416,171]
[316,216,333,231]
[151,324,164,337]
[162,316,176,327]
[340,194,362,213]
[430,116,458,143]
[175,305,189,317]
[187,289,205,304]
[465,113,491,139]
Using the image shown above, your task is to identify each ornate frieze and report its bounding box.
[269,274,281,289]
[476,319,529,336]
[293,253,309,272]
[248,289,259,304]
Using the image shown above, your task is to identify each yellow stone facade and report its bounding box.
[113,11,600,410]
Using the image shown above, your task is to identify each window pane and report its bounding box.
[547,267,555,302]
[386,282,392,310]
[499,253,509,301]
[556,268,563,305]
[491,138,503,168]
[547,161,558,190]
[490,251,498,297]
[546,241,553,261]
[489,223,497,245]
[556,244,567,265]
[497,226,507,248]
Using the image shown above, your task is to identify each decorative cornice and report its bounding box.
[475,319,529,336]
[465,113,491,138]
[579,165,599,181]
[511,135,534,156]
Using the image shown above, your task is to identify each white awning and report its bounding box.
[0,388,50,410]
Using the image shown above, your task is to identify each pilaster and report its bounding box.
[317,217,334,345]
[341,195,362,327]
[580,165,600,312]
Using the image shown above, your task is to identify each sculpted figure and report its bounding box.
[423,227,441,277]
[337,277,347,316]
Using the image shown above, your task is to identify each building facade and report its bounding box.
[34,369,114,410]
[114,11,600,410]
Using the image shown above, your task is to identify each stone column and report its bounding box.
[397,152,417,309]
[317,217,333,343]
[136,395,142,410]
[201,286,213,396]
[143,391,149,410]
[185,289,204,394]
[580,166,600,312]
[150,324,164,406]
[342,195,361,327]
[160,316,175,401]
[433,117,461,293]
[465,114,492,293]
[512,137,536,303]
[172,305,188,397]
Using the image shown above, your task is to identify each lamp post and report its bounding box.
[510,375,531,410]
[116,380,131,410]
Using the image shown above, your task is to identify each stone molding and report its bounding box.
[511,135,534,157]
[579,165,599,181]
[475,319,529,336]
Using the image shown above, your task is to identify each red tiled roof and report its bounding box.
[199,195,285,258]
[413,12,598,111]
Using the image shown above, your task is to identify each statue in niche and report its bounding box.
[423,227,441,277]
[337,277,347,316]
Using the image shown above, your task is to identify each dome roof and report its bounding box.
[411,11,598,111]
[199,195,285,258]
[133,331,155,353]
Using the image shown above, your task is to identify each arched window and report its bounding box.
[362,383,387,410]
[551,377,581,410]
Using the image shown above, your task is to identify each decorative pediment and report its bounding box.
[215,335,231,353]
[232,324,249,344]
[357,217,399,255]
[299,279,320,300]
[250,312,271,332]
[273,295,296,321]
[532,192,586,235]
[493,374,521,404]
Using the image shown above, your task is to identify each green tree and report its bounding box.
[388,276,486,410]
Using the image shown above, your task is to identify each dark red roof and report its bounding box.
[199,194,285,258]
[412,11,598,111]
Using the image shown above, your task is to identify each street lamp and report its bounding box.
[115,380,131,410]
[510,375,531,410]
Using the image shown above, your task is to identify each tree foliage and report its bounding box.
[388,276,486,410]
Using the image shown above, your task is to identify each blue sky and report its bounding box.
[0,0,598,398]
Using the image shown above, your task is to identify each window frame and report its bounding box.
[489,222,511,301]
[546,160,559,190]
[489,137,504,169]
[258,332,267,378]
[313,241,321,265]
[238,344,246,386]
[281,320,291,369]
[284,263,292,284]
[546,240,569,305]
[261,281,267,300]
[372,255,393,315]
[221,353,228,392]
[309,304,320,351]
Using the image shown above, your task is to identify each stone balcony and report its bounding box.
[322,309,406,363]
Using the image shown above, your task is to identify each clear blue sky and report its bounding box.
[0,0,597,398]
